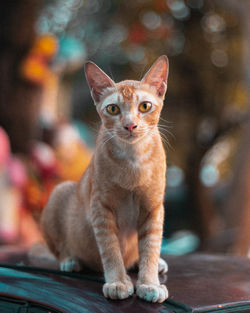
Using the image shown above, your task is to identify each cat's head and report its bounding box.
[85,56,169,144]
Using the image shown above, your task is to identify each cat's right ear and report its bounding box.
[84,62,115,103]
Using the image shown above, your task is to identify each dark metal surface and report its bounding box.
[0,247,250,313]
[0,266,173,313]
[166,254,250,312]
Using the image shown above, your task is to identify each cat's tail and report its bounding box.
[28,242,59,270]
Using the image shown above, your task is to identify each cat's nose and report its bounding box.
[124,123,137,132]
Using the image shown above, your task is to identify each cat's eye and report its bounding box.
[139,102,152,113]
[106,104,120,115]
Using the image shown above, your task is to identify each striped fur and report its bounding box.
[41,55,169,303]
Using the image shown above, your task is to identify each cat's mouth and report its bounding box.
[117,130,145,144]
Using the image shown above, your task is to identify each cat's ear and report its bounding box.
[84,62,115,103]
[141,55,169,98]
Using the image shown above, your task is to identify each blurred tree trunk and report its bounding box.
[0,0,41,154]
[230,123,250,255]
[176,15,220,245]
[228,0,250,255]
[220,119,250,256]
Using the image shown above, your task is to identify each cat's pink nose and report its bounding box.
[124,123,137,132]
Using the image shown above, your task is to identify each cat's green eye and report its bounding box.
[106,104,120,115]
[139,102,152,113]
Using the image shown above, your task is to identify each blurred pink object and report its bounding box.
[0,127,10,166]
[7,157,27,188]
[31,142,57,178]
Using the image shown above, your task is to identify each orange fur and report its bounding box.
[41,55,169,303]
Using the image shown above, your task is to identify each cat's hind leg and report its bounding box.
[158,258,168,274]
[60,256,82,272]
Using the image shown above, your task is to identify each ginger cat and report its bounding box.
[41,55,169,303]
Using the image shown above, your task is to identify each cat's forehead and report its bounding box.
[100,80,159,109]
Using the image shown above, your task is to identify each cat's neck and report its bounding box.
[94,125,163,189]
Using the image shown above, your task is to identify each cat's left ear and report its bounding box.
[85,62,115,103]
[141,55,169,98]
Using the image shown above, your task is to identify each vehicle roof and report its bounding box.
[0,248,250,313]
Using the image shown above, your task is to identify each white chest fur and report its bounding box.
[107,137,154,189]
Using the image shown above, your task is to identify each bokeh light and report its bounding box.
[167,166,185,188]
[200,164,219,187]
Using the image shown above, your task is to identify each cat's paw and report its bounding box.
[103,279,134,300]
[60,257,82,272]
[158,258,168,274]
[136,283,168,303]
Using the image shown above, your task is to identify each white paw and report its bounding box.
[158,258,168,274]
[103,279,134,300]
[60,257,81,272]
[136,283,168,303]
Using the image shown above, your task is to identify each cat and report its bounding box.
[41,55,169,303]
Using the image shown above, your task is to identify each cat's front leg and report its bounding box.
[91,203,134,300]
[136,205,168,303]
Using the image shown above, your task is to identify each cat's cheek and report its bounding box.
[141,116,158,128]
[147,111,161,126]
[102,116,119,131]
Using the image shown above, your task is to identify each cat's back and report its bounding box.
[43,181,77,216]
[41,181,78,249]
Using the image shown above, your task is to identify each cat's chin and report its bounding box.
[117,135,144,144]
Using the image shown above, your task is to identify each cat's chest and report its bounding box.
[112,145,151,165]
[116,192,139,232]
[109,147,153,189]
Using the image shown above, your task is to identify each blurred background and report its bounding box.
[0,0,249,258]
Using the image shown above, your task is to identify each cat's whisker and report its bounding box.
[157,122,173,128]
[159,117,173,125]
[158,131,174,151]
[157,124,174,133]
[159,123,174,132]
[88,122,101,135]
[157,128,175,141]
[100,130,117,149]
[101,135,116,149]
